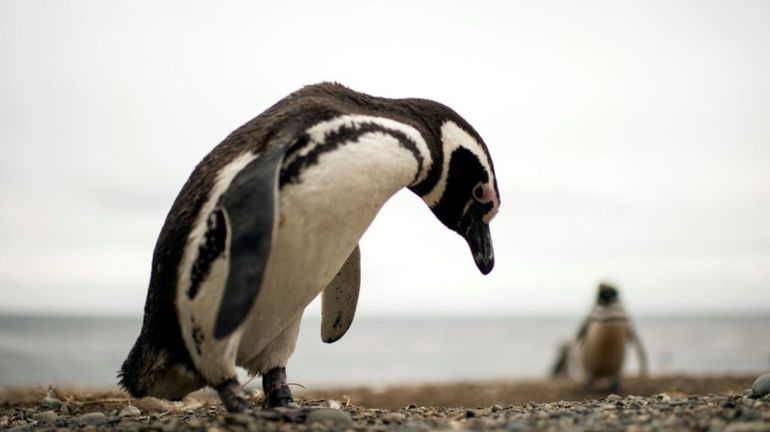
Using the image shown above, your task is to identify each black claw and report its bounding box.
[217,378,254,413]
[263,384,295,409]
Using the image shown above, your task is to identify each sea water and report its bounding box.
[0,314,768,388]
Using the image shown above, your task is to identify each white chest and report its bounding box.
[235,131,423,360]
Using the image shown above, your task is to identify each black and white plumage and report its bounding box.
[551,283,648,391]
[118,83,500,412]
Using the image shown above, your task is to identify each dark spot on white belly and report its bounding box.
[188,208,227,300]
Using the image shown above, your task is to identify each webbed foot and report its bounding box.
[262,366,295,409]
[216,378,254,413]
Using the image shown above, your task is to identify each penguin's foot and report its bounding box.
[608,376,621,393]
[216,378,254,413]
[262,366,295,409]
[263,385,295,408]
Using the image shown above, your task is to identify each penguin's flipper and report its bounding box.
[213,136,294,340]
[320,245,361,343]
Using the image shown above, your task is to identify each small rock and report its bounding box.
[162,420,180,431]
[117,423,143,432]
[725,421,770,432]
[119,405,142,417]
[381,412,406,423]
[225,413,254,425]
[738,407,760,421]
[32,411,58,423]
[39,397,62,410]
[505,419,529,431]
[606,394,622,401]
[750,373,770,398]
[74,412,107,426]
[305,409,353,427]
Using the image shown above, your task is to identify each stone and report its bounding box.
[75,412,107,426]
[118,419,144,427]
[381,412,406,423]
[725,421,770,432]
[606,394,622,401]
[225,413,254,425]
[305,409,353,427]
[505,419,529,431]
[32,411,57,423]
[39,397,62,410]
[161,420,180,431]
[119,405,142,417]
[751,373,770,398]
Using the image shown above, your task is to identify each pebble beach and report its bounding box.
[2,374,769,431]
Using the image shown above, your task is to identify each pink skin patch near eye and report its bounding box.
[474,183,499,224]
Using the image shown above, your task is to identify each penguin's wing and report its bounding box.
[213,133,295,340]
[320,245,361,343]
[575,316,591,342]
[628,325,649,376]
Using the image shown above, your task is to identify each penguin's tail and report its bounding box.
[118,333,204,401]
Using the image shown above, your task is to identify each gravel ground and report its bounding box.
[2,376,769,431]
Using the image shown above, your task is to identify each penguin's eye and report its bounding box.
[472,183,485,201]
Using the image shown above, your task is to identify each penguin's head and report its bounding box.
[408,103,500,275]
[597,283,619,306]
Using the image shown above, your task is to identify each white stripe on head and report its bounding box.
[422,121,498,210]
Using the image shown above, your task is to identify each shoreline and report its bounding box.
[2,373,768,431]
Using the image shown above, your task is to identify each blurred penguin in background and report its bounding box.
[552,282,648,392]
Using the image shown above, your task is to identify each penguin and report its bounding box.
[118,83,501,413]
[551,283,648,392]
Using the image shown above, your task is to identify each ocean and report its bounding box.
[0,314,767,389]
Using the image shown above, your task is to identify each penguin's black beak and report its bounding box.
[460,202,495,275]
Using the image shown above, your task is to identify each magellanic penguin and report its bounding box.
[118,83,500,413]
[551,283,648,392]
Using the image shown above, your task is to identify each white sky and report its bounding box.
[1,1,769,317]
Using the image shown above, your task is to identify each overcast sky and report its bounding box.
[1,1,769,317]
